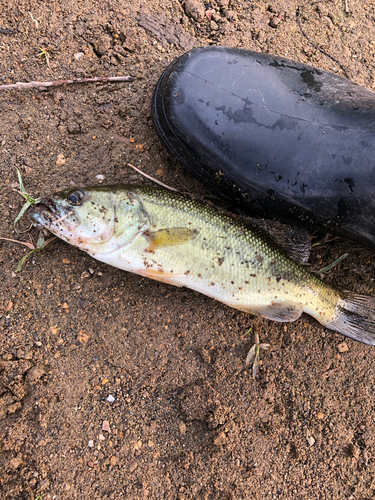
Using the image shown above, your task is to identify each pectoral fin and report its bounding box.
[136,268,185,286]
[145,227,198,252]
[243,301,303,322]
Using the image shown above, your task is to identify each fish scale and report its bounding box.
[30,184,375,346]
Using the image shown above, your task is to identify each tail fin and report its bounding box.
[323,292,375,345]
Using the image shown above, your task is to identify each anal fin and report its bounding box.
[243,301,303,322]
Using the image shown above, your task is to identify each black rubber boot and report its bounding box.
[152,46,375,248]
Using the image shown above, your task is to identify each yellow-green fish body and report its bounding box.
[30,185,375,345]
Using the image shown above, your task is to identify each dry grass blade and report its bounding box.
[127,163,181,192]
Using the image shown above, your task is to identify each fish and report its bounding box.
[29,184,375,345]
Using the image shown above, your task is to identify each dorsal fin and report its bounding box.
[245,217,311,264]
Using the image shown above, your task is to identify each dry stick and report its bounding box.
[126,163,181,192]
[345,0,349,13]
[0,75,134,91]
[296,0,350,79]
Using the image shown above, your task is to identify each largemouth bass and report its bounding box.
[30,185,375,345]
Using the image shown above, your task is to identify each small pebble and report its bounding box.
[110,456,118,466]
[134,440,142,450]
[337,342,349,353]
[107,395,115,403]
[88,440,94,448]
[95,174,105,180]
[178,420,187,435]
[102,420,111,433]
[56,153,66,167]
[307,435,315,446]
[99,434,106,441]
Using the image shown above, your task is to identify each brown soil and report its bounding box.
[1,1,375,499]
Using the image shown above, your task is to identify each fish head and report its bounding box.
[29,185,147,254]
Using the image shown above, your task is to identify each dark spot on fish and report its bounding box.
[218,257,224,266]
[184,270,190,275]
[250,274,256,278]
[231,281,234,284]
[198,273,202,278]
[211,282,215,286]
[255,255,263,263]
[276,275,281,282]
[245,281,249,284]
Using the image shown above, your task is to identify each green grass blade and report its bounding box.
[319,253,348,273]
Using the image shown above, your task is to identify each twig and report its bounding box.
[296,0,349,79]
[345,0,349,13]
[0,75,135,91]
[126,163,181,192]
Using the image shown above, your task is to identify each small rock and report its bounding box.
[81,271,90,279]
[16,349,25,359]
[134,440,142,450]
[184,0,205,22]
[107,395,115,403]
[224,9,237,21]
[99,434,106,441]
[26,366,45,384]
[67,121,81,134]
[56,153,66,167]
[316,412,325,420]
[205,9,216,21]
[178,420,187,435]
[95,174,105,181]
[8,454,23,469]
[210,20,219,30]
[102,420,111,433]
[215,307,224,318]
[269,17,281,28]
[88,440,94,448]
[110,456,118,466]
[38,439,47,447]
[129,460,138,473]
[94,35,112,56]
[74,52,84,61]
[337,342,349,353]
[307,435,315,446]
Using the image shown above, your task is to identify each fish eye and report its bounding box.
[67,189,85,206]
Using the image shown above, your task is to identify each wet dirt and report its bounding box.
[1,0,375,499]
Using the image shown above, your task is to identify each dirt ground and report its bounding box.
[2,0,375,499]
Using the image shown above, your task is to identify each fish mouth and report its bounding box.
[29,197,73,228]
